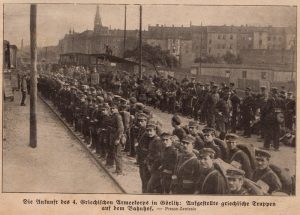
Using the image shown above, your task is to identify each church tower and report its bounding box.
[94,5,102,33]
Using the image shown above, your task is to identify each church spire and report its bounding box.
[94,5,102,31]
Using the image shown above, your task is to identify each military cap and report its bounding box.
[135,102,145,110]
[260,86,266,90]
[120,98,128,103]
[143,108,152,116]
[205,83,210,87]
[181,135,196,145]
[223,86,230,91]
[280,90,286,94]
[210,81,215,85]
[100,103,110,110]
[188,121,199,128]
[225,133,239,141]
[245,87,251,91]
[274,108,282,113]
[255,149,271,159]
[146,120,157,129]
[229,82,235,86]
[212,84,218,89]
[129,97,137,104]
[202,127,216,134]
[172,114,181,125]
[96,96,104,103]
[287,92,293,95]
[137,112,148,120]
[271,87,278,93]
[199,148,215,158]
[114,95,121,99]
[161,132,172,139]
[90,87,96,91]
[226,168,245,178]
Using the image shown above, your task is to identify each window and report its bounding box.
[230,35,233,40]
[218,35,221,39]
[223,35,226,40]
[268,36,271,41]
[242,70,247,78]
[208,48,211,54]
[261,72,267,79]
[229,44,233,49]
[209,39,212,44]
[222,44,226,49]
[259,39,262,47]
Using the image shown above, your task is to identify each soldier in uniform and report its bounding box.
[201,127,222,159]
[172,135,201,194]
[230,84,240,133]
[226,168,250,195]
[263,88,282,151]
[215,90,232,140]
[20,74,27,106]
[136,117,159,193]
[195,148,228,194]
[225,133,253,178]
[145,121,163,193]
[159,132,177,194]
[240,87,255,138]
[252,149,282,194]
[97,103,111,158]
[204,84,220,128]
[171,115,187,141]
[187,121,205,151]
[285,92,295,130]
[130,112,147,158]
[107,104,124,175]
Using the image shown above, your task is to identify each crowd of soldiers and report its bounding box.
[37,65,295,195]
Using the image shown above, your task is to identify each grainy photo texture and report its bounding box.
[3,4,296,196]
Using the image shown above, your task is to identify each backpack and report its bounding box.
[236,144,257,170]
[269,164,294,195]
[214,158,265,195]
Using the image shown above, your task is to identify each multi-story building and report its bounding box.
[57,6,296,69]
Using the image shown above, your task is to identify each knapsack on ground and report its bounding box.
[269,164,294,195]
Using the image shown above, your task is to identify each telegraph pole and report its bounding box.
[139,5,142,79]
[123,4,127,58]
[30,4,37,148]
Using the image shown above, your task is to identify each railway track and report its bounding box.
[38,94,127,194]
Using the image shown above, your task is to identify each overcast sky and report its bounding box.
[4,4,297,47]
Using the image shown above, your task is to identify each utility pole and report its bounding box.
[123,4,127,58]
[30,4,37,148]
[139,5,142,79]
[198,26,203,81]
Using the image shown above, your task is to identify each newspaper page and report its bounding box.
[1,0,299,214]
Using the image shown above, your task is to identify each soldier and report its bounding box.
[187,121,205,151]
[20,73,27,106]
[107,104,124,175]
[240,87,255,138]
[226,168,250,195]
[230,85,240,133]
[225,133,253,179]
[263,88,282,151]
[201,127,222,159]
[195,148,228,194]
[159,132,177,194]
[204,84,220,128]
[171,115,187,141]
[97,103,111,158]
[215,90,232,140]
[146,121,163,193]
[172,135,201,194]
[285,92,295,130]
[252,149,282,194]
[136,117,158,193]
[119,98,131,153]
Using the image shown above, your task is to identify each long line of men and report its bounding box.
[37,68,295,195]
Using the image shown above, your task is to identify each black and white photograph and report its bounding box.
[3,3,297,198]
